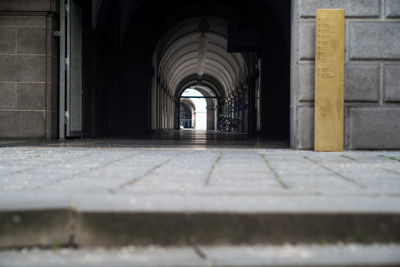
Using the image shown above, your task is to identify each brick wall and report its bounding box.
[292,0,400,149]
[0,0,59,139]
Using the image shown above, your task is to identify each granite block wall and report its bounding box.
[0,0,59,139]
[292,0,400,149]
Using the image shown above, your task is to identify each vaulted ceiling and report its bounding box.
[154,17,248,100]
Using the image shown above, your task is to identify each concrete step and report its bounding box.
[1,193,400,248]
[1,244,400,266]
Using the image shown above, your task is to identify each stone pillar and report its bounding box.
[161,89,165,129]
[158,85,163,129]
[157,85,161,129]
[166,96,170,129]
[228,100,232,117]
[243,87,249,133]
[0,0,59,139]
[163,89,167,129]
[237,92,244,132]
[206,105,216,130]
[168,95,173,129]
[222,102,227,116]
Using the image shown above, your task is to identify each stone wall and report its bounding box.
[292,0,400,149]
[0,0,59,139]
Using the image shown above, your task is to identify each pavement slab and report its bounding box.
[0,244,399,267]
[0,141,400,248]
[0,146,399,197]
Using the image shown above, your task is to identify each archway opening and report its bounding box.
[151,16,249,136]
[179,88,207,130]
[179,98,196,129]
[84,0,291,146]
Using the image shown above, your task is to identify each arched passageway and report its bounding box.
[83,0,291,143]
[179,86,218,131]
[179,98,196,129]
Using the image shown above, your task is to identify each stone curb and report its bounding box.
[1,209,400,248]
[0,209,73,248]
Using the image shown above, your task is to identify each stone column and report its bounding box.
[243,89,249,133]
[163,90,167,129]
[161,89,165,129]
[157,85,161,129]
[168,95,173,129]
[206,105,216,130]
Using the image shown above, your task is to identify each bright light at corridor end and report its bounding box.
[182,89,207,130]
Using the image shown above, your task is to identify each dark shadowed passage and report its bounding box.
[78,0,290,146]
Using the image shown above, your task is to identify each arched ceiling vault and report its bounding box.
[163,40,242,85]
[168,59,234,93]
[155,16,247,100]
[170,67,230,98]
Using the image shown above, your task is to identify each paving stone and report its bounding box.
[1,244,399,267]
[209,152,283,190]
[0,246,206,267]
[349,22,400,60]
[0,192,394,215]
[0,27,16,54]
[0,83,17,109]
[384,64,400,102]
[385,0,400,18]
[44,151,173,193]
[349,107,400,149]
[298,0,381,18]
[124,151,214,192]
[201,244,400,266]
[0,193,71,211]
[0,145,399,248]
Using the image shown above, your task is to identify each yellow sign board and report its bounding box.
[315,9,345,151]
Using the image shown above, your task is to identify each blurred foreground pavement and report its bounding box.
[0,139,399,266]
